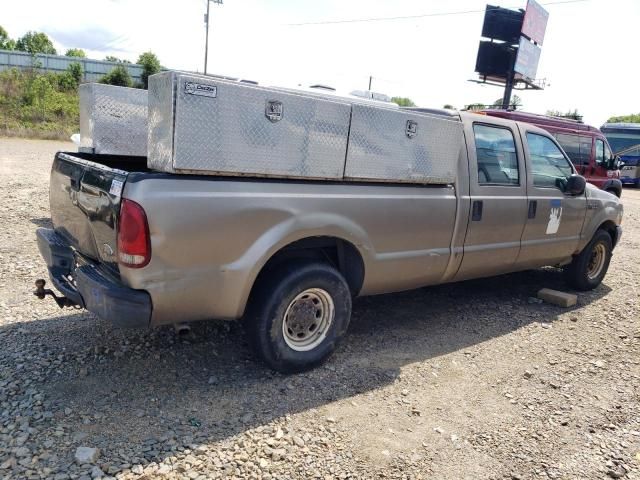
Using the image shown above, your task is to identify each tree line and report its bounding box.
[0,26,161,89]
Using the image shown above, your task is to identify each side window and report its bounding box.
[578,137,592,165]
[473,124,519,186]
[604,142,612,163]
[526,133,574,189]
[555,134,580,164]
[595,139,605,165]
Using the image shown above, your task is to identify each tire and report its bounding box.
[564,229,613,291]
[244,261,352,373]
[606,188,620,198]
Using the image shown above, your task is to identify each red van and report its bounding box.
[480,110,622,197]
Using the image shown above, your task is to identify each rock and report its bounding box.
[434,427,444,434]
[606,467,626,478]
[326,417,336,423]
[293,436,305,447]
[131,465,144,474]
[75,446,99,464]
[79,367,88,377]
[207,376,218,385]
[523,370,534,379]
[14,446,30,457]
[90,466,104,478]
[401,389,409,396]
[275,427,284,439]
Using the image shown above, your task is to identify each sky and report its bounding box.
[2,0,638,126]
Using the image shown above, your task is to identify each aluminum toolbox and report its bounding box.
[343,104,463,184]
[148,71,351,179]
[79,83,148,157]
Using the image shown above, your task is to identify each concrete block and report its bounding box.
[537,288,577,308]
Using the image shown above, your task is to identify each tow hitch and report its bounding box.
[33,279,80,308]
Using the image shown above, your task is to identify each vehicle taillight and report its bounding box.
[117,199,151,268]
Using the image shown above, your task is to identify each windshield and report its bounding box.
[605,135,640,154]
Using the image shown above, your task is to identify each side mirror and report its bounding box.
[614,155,624,169]
[565,174,586,196]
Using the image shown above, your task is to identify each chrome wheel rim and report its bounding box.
[586,243,606,280]
[282,288,334,352]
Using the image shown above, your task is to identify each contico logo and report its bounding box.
[184,82,218,98]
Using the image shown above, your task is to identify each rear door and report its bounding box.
[454,120,528,281]
[516,127,586,268]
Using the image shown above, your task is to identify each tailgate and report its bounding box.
[50,152,128,275]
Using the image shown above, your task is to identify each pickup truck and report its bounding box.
[35,111,623,373]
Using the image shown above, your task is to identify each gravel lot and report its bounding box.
[1,137,639,480]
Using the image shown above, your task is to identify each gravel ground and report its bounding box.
[0,137,639,480]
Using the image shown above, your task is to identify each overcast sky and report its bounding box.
[2,0,638,126]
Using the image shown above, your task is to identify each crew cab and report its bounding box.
[35,112,623,372]
[481,110,623,197]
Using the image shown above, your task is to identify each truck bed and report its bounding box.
[48,151,460,326]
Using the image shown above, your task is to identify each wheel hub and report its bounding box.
[282,288,334,352]
[586,242,606,280]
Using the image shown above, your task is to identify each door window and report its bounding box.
[526,133,574,189]
[473,124,519,185]
[595,139,606,166]
[555,133,580,164]
[578,137,592,165]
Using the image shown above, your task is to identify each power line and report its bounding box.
[286,0,588,27]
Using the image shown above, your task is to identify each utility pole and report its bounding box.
[368,76,372,90]
[204,0,223,75]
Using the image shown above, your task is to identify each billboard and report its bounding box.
[514,36,541,80]
[475,41,513,77]
[481,5,524,44]
[521,0,549,45]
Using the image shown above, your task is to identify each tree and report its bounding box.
[606,113,640,123]
[58,62,83,90]
[65,48,86,58]
[466,103,486,111]
[546,109,582,121]
[136,51,161,89]
[492,94,522,109]
[99,65,132,87]
[15,31,57,55]
[443,104,455,109]
[104,55,131,64]
[390,97,416,107]
[0,25,16,50]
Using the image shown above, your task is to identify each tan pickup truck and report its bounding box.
[35,111,623,372]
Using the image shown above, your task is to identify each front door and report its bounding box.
[517,128,587,269]
[455,121,528,281]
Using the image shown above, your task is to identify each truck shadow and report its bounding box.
[3,268,611,470]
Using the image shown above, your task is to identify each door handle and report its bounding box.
[528,200,537,219]
[472,200,483,221]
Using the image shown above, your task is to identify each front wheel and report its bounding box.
[564,229,613,291]
[244,261,352,373]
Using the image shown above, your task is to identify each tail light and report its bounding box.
[117,199,151,268]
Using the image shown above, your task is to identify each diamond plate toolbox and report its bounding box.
[344,104,463,184]
[148,71,351,179]
[79,83,148,156]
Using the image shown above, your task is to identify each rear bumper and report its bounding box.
[36,228,152,328]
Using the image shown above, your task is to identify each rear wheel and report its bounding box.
[564,229,612,291]
[606,188,620,198]
[245,261,352,373]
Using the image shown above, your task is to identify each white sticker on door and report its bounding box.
[546,199,562,234]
